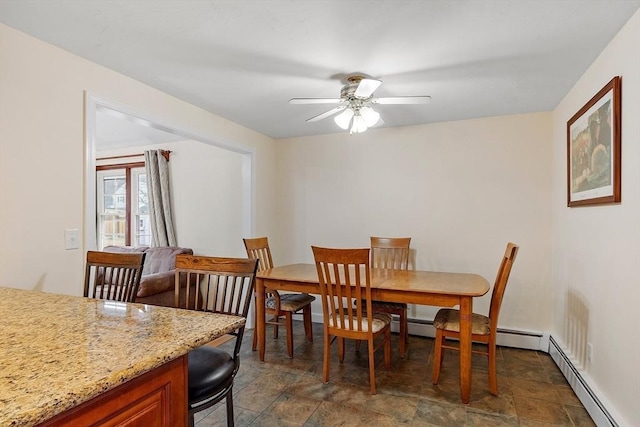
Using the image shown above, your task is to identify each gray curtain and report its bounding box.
[144,150,177,247]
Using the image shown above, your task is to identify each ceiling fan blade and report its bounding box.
[354,78,382,98]
[306,106,346,122]
[289,98,342,104]
[373,96,432,105]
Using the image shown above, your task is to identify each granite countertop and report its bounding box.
[0,286,245,427]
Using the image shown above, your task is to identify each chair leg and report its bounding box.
[368,337,377,395]
[384,328,391,370]
[285,312,294,358]
[273,316,279,339]
[188,413,195,427]
[355,339,362,352]
[252,324,257,351]
[432,329,444,384]
[252,300,258,351]
[303,306,313,343]
[399,309,407,358]
[338,337,345,363]
[488,338,498,395]
[225,388,235,427]
[323,332,331,384]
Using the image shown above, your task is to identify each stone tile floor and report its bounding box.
[195,321,594,426]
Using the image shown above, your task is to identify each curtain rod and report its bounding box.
[97,150,171,162]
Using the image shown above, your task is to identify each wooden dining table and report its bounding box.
[255,263,490,404]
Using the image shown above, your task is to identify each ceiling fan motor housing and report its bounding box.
[341,75,368,100]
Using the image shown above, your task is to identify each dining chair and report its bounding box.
[174,254,258,427]
[312,246,392,395]
[367,236,411,358]
[432,242,519,395]
[83,250,146,303]
[244,237,315,358]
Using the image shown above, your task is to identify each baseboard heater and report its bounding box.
[405,318,546,350]
[549,336,617,427]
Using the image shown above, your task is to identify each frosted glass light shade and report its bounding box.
[360,106,380,127]
[334,108,354,130]
[350,115,368,134]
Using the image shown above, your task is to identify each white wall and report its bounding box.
[276,112,553,331]
[551,10,640,427]
[98,140,246,257]
[0,24,278,296]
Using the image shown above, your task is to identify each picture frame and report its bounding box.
[567,76,621,207]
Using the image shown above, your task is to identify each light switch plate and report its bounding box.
[65,229,80,250]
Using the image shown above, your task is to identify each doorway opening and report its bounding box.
[84,93,255,257]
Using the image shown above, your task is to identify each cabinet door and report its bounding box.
[39,356,188,427]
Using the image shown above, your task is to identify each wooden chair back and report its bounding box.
[83,251,146,303]
[244,236,281,302]
[488,242,519,332]
[175,255,258,316]
[243,237,274,272]
[312,246,373,336]
[370,236,411,270]
[175,255,258,359]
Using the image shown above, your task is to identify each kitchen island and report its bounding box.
[0,286,244,426]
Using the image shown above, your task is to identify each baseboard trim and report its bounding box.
[548,336,618,427]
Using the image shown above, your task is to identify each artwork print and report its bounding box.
[567,77,621,207]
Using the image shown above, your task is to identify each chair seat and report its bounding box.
[188,346,235,402]
[433,308,490,335]
[329,312,393,333]
[266,293,315,312]
[371,300,407,310]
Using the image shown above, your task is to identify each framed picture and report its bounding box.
[567,76,621,207]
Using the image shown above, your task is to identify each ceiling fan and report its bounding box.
[289,74,431,134]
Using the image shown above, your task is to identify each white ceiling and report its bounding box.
[1,1,638,140]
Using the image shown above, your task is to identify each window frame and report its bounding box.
[96,161,145,248]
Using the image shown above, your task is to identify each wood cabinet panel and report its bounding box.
[38,356,187,427]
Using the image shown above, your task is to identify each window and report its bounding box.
[96,163,150,249]
[133,172,151,246]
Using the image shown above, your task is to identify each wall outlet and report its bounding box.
[65,229,80,250]
[587,342,593,363]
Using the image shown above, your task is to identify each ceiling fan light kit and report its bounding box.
[290,74,431,134]
[334,102,381,134]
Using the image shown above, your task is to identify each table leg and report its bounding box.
[459,297,472,404]
[256,277,266,361]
